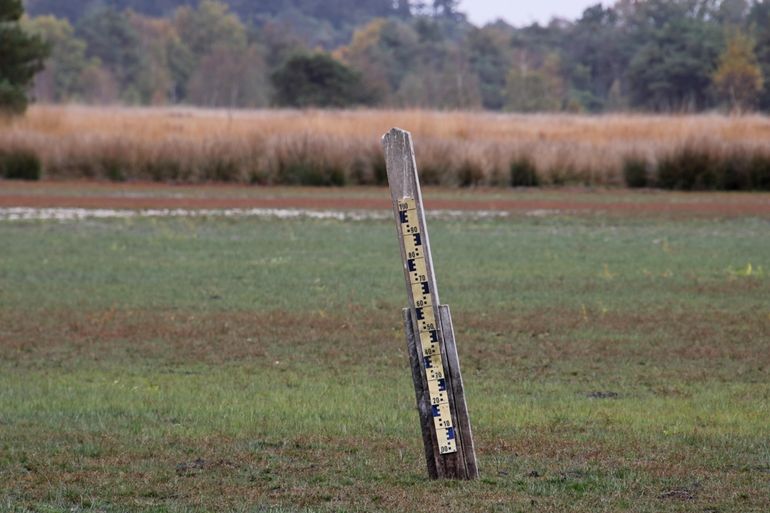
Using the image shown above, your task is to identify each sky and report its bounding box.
[460,0,604,27]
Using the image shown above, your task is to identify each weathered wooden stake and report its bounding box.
[382,127,479,480]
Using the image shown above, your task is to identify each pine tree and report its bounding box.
[0,0,49,114]
[713,30,764,112]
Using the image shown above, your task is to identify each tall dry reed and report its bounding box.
[1,105,769,188]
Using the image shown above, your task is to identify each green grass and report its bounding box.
[1,206,769,512]
[1,216,767,312]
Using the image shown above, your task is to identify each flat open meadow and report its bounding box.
[1,183,769,512]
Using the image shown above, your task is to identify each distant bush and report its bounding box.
[371,151,388,186]
[414,141,458,186]
[273,138,347,186]
[414,163,443,185]
[547,164,583,186]
[348,147,388,185]
[277,161,346,186]
[100,157,125,182]
[142,158,185,182]
[457,159,485,187]
[510,158,539,187]
[655,146,770,191]
[201,158,240,182]
[0,148,41,180]
[623,156,650,188]
[747,153,770,190]
[657,146,716,189]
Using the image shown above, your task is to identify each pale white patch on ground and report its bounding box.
[525,209,567,217]
[0,207,512,222]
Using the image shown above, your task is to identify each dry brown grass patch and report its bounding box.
[2,106,770,187]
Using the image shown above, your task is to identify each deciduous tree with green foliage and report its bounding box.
[562,5,628,112]
[23,15,91,102]
[271,53,370,108]
[15,0,770,113]
[627,13,722,111]
[748,0,770,110]
[76,6,147,102]
[188,45,269,108]
[0,0,48,114]
[506,53,564,112]
[713,30,764,111]
[338,18,419,104]
[173,0,246,58]
[466,25,511,110]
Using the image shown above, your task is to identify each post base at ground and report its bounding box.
[403,305,479,480]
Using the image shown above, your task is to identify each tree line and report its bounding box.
[5,0,770,113]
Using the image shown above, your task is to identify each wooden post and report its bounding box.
[382,128,479,480]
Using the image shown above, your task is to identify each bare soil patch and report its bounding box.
[1,182,769,216]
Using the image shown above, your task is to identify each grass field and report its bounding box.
[1,186,769,512]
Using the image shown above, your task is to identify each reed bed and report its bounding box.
[1,105,769,188]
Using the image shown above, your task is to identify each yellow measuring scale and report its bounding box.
[398,197,457,454]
